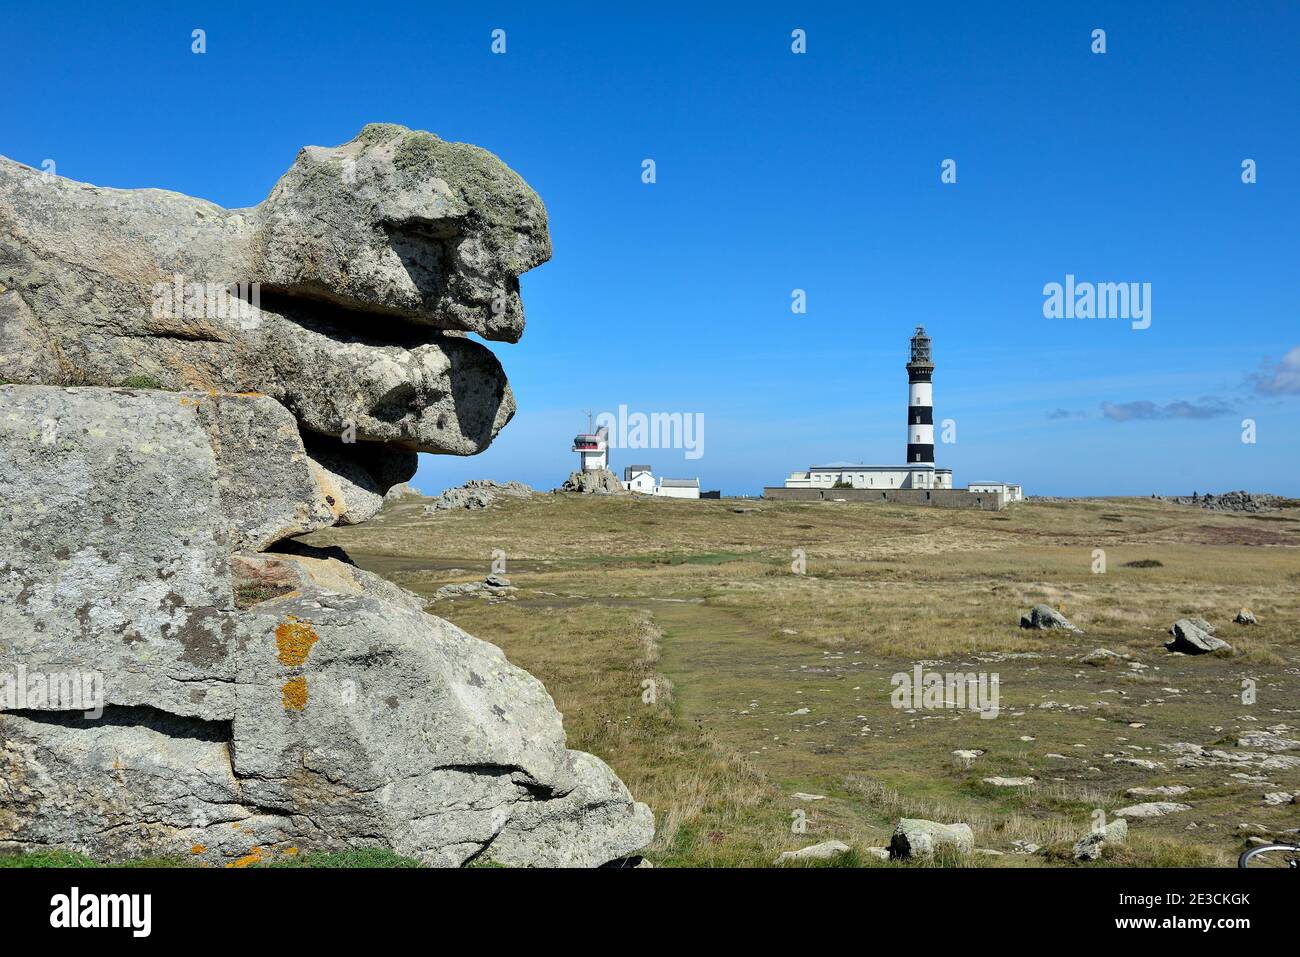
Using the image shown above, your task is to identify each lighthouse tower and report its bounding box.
[905,325,935,467]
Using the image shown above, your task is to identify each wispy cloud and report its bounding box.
[1101,397,1234,422]
[1248,346,1300,396]
[1046,407,1085,420]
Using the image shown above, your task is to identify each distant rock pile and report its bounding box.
[1164,490,1285,512]
[431,575,519,603]
[558,467,627,495]
[423,479,534,512]
[384,482,419,501]
[0,126,652,866]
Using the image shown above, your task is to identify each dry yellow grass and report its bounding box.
[305,493,1300,867]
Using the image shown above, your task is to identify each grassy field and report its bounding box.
[284,490,1300,867]
[10,492,1291,868]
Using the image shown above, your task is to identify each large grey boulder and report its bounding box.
[1019,604,1082,634]
[1166,618,1231,654]
[0,123,548,470]
[0,130,653,867]
[1072,817,1128,861]
[0,449,652,866]
[888,819,974,859]
[2,552,651,866]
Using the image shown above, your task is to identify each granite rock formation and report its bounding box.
[0,128,652,867]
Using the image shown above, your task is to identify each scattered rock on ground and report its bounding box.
[774,840,850,864]
[1113,758,1165,770]
[1127,785,1191,798]
[1237,732,1300,752]
[1234,608,1258,625]
[984,777,1036,787]
[1081,648,1128,666]
[1114,802,1193,819]
[1262,792,1295,806]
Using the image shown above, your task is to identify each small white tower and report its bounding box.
[906,325,935,468]
[572,423,609,472]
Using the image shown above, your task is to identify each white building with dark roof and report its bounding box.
[620,465,701,499]
[623,464,655,494]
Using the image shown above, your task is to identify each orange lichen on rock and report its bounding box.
[282,676,308,711]
[191,843,206,855]
[275,616,319,666]
[227,846,265,868]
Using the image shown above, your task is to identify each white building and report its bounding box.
[621,464,701,499]
[623,464,655,494]
[572,424,609,472]
[656,478,700,499]
[785,463,953,490]
[967,482,1023,505]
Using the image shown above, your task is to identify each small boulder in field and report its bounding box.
[1237,731,1300,752]
[1127,785,1191,798]
[1073,817,1128,860]
[984,776,1035,787]
[1019,604,1082,634]
[1234,609,1257,625]
[889,819,974,859]
[774,840,850,865]
[1081,648,1127,666]
[1166,618,1231,654]
[1112,757,1164,770]
[1114,801,1191,819]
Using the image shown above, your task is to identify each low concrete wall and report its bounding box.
[762,486,1005,510]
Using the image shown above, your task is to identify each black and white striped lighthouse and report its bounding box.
[905,325,935,465]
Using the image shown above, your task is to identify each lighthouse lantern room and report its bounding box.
[572,424,609,472]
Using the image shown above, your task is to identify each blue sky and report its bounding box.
[4,2,1297,495]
